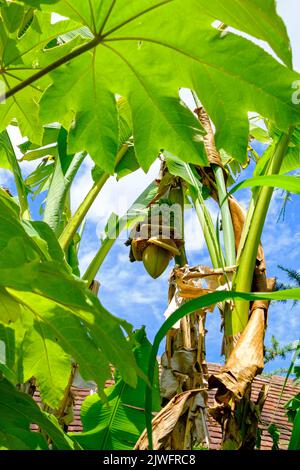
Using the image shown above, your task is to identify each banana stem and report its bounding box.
[213,164,236,266]
[227,129,293,337]
[174,181,188,267]
[192,192,224,269]
[191,99,234,268]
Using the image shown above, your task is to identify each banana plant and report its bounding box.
[0,0,300,452]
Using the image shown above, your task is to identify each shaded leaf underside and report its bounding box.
[0,189,138,408]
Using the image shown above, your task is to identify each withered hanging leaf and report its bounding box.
[135,390,209,450]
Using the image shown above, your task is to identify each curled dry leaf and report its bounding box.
[134,390,209,450]
[209,384,269,450]
[172,264,235,303]
[157,265,232,450]
[210,197,275,405]
[209,305,267,403]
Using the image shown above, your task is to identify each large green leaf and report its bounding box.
[144,288,300,448]
[0,188,139,407]
[230,175,300,195]
[0,130,29,217]
[289,409,300,450]
[0,307,71,410]
[70,328,160,450]
[1,1,299,171]
[43,128,86,236]
[0,7,80,143]
[195,0,292,68]
[0,376,75,450]
[40,55,119,174]
[22,315,72,409]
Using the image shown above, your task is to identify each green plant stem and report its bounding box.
[3,130,30,219]
[59,172,109,251]
[174,182,188,267]
[213,164,236,266]
[190,93,233,267]
[44,151,86,236]
[59,144,128,251]
[0,37,100,104]
[226,130,293,337]
[191,193,224,269]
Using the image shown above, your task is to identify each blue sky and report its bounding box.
[1,0,299,374]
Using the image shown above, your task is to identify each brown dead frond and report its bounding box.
[134,389,209,450]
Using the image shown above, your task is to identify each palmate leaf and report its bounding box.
[0,188,138,408]
[39,50,205,174]
[40,55,120,174]
[39,17,294,170]
[0,6,81,143]
[0,377,75,450]
[70,328,160,450]
[1,1,299,173]
[195,0,292,68]
[144,288,300,449]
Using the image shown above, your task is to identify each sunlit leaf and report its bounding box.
[70,328,160,450]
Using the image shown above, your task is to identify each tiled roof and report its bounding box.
[34,364,299,450]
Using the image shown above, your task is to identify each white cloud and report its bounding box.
[184,208,205,252]
[7,126,37,177]
[0,168,12,187]
[71,157,160,235]
[184,198,220,253]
